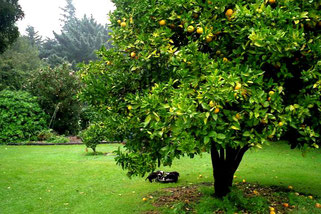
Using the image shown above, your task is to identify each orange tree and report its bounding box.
[79,0,321,197]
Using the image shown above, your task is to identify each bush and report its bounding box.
[27,63,82,135]
[80,123,107,153]
[36,129,70,144]
[0,90,48,144]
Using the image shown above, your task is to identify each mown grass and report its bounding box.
[0,142,320,213]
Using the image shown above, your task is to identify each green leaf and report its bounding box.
[144,115,152,127]
[217,133,226,140]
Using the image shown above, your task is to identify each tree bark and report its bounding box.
[210,142,249,198]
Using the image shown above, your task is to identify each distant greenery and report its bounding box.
[27,63,82,135]
[80,122,107,153]
[0,36,43,91]
[0,90,47,144]
[0,0,24,53]
[40,0,111,68]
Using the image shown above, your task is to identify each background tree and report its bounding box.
[25,25,42,48]
[40,0,111,68]
[80,0,321,197]
[27,63,82,135]
[0,36,42,90]
[0,0,24,54]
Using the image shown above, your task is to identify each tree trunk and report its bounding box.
[210,142,249,198]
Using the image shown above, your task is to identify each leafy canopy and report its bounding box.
[80,0,321,176]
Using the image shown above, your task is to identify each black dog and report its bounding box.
[146,171,179,183]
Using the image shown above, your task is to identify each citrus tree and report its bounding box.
[80,0,321,197]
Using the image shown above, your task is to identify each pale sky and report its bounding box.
[17,0,115,38]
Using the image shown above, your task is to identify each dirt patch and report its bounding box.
[144,182,312,213]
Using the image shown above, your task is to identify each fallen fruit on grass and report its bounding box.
[282,203,289,208]
[269,207,275,211]
[130,52,136,58]
[159,20,166,26]
[316,203,321,208]
[288,185,293,189]
[308,195,313,199]
[225,9,233,17]
[235,83,242,90]
[242,179,246,183]
[199,174,203,178]
[142,197,148,201]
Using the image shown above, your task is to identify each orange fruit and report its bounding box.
[308,195,313,199]
[214,108,220,113]
[278,122,283,127]
[236,113,241,120]
[117,20,121,24]
[268,97,271,101]
[107,61,111,65]
[316,203,321,208]
[235,83,242,90]
[120,22,126,27]
[159,20,166,26]
[223,57,229,62]
[130,52,136,58]
[225,9,234,17]
[209,101,215,108]
[282,203,289,208]
[196,27,203,34]
[269,207,275,211]
[142,197,148,201]
[187,25,195,33]
[269,91,275,96]
[206,34,213,43]
[127,105,133,110]
[269,0,276,4]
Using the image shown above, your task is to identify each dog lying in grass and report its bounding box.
[146,171,179,183]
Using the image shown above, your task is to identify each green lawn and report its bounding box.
[0,142,320,214]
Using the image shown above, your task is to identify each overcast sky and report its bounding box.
[17,0,115,38]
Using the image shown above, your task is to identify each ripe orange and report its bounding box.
[269,207,275,211]
[225,9,234,17]
[269,0,276,4]
[142,197,148,201]
[206,34,213,43]
[308,195,313,199]
[235,83,242,90]
[159,20,166,26]
[196,27,203,34]
[214,108,220,114]
[130,52,136,58]
[187,25,195,33]
[270,211,276,214]
[316,203,321,208]
[223,57,229,62]
[268,97,271,101]
[120,22,126,27]
[282,203,289,208]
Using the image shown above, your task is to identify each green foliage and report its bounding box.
[36,129,70,144]
[0,90,48,144]
[0,0,24,54]
[80,123,107,152]
[80,0,321,179]
[0,36,43,90]
[27,63,81,135]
